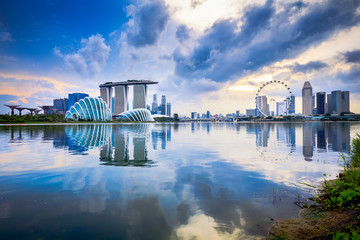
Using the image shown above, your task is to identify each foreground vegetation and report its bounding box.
[0,114,66,123]
[268,134,360,240]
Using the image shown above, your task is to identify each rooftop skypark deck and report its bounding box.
[99,80,158,88]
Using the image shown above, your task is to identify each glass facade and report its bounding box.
[116,108,154,122]
[65,97,112,121]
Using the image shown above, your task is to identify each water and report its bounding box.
[0,122,359,239]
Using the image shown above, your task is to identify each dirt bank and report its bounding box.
[267,207,360,239]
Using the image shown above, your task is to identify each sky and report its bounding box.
[0,0,360,116]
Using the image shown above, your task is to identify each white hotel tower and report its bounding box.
[99,80,158,115]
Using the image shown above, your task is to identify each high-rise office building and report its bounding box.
[316,92,326,115]
[206,110,211,118]
[166,103,171,117]
[151,94,158,114]
[331,90,350,114]
[161,95,166,115]
[256,96,268,116]
[331,90,342,114]
[276,101,287,116]
[288,95,295,114]
[53,98,68,113]
[191,112,197,119]
[68,93,89,110]
[326,93,332,114]
[302,81,312,116]
[341,91,350,113]
[236,110,240,116]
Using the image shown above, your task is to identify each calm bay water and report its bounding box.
[0,122,359,239]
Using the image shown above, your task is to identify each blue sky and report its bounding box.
[0,0,360,115]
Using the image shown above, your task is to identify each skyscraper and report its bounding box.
[256,96,268,116]
[68,93,89,110]
[191,112,197,119]
[316,92,326,115]
[161,95,166,115]
[331,90,342,114]
[276,101,287,116]
[341,91,350,113]
[53,98,68,113]
[326,93,332,114]
[206,110,211,118]
[166,103,171,117]
[302,81,312,116]
[151,94,157,114]
[288,95,295,114]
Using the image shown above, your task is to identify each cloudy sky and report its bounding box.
[0,0,359,115]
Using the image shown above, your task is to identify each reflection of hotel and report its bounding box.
[303,123,313,161]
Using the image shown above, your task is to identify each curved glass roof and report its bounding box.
[116,108,154,122]
[65,97,112,121]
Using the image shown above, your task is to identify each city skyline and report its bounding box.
[0,0,360,115]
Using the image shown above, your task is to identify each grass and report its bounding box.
[320,134,360,211]
[319,133,360,238]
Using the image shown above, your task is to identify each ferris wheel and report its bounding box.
[255,80,292,117]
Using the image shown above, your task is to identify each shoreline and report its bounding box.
[0,120,358,126]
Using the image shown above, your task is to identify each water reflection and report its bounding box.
[0,122,358,239]
[302,122,350,161]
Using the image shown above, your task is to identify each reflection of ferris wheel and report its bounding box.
[255,80,292,117]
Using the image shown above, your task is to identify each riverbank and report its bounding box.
[267,197,360,239]
[267,134,360,240]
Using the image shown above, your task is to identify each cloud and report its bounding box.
[126,1,169,48]
[55,34,111,77]
[176,25,190,43]
[336,65,360,86]
[173,0,360,84]
[0,31,12,42]
[291,61,329,73]
[344,49,360,63]
[190,0,207,8]
[0,94,19,103]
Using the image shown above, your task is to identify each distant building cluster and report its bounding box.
[301,81,350,116]
[246,94,295,117]
[149,94,171,117]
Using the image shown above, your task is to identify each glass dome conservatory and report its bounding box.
[65,97,112,121]
[116,108,154,122]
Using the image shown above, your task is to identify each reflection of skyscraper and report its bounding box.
[152,130,158,150]
[316,124,326,150]
[289,126,296,150]
[302,81,312,116]
[133,137,146,160]
[329,123,350,152]
[255,124,269,147]
[114,127,128,161]
[303,123,313,161]
[166,126,171,141]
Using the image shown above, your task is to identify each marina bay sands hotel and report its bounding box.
[99,80,158,115]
